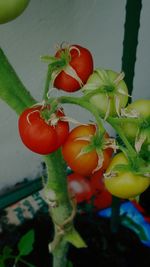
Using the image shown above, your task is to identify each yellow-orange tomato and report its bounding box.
[104,152,150,199]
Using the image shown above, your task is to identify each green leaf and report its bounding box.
[0,260,5,267]
[2,246,13,259]
[18,229,35,256]
[67,260,74,267]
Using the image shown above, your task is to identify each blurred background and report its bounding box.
[0,0,149,189]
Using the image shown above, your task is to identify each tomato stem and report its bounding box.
[42,59,66,101]
[110,196,121,233]
[58,95,106,134]
[107,117,138,162]
[43,149,86,266]
[0,48,36,114]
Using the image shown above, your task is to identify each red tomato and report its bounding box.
[62,124,113,176]
[54,44,94,92]
[93,190,112,210]
[67,173,93,203]
[89,169,112,210]
[90,169,104,194]
[18,106,69,155]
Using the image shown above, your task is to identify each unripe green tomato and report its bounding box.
[121,99,150,141]
[0,0,30,24]
[104,152,150,199]
[82,69,128,117]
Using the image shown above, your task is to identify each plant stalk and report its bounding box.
[0,48,85,267]
[0,48,36,114]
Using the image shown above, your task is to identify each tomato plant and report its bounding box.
[62,124,113,176]
[67,172,93,203]
[53,44,94,92]
[0,0,30,24]
[82,69,128,118]
[104,152,150,199]
[1,41,150,267]
[18,106,69,155]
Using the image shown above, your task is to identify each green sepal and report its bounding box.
[64,228,87,248]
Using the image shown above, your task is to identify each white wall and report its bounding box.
[0,0,148,189]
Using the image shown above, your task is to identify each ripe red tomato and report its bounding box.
[18,106,69,155]
[54,44,94,92]
[62,124,112,176]
[90,169,104,194]
[67,172,93,203]
[89,169,112,210]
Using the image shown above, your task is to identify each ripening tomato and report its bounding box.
[82,69,128,117]
[104,152,150,199]
[62,124,112,176]
[0,0,30,24]
[53,44,94,92]
[18,106,69,155]
[67,172,93,203]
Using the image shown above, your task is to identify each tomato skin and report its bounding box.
[18,106,69,155]
[93,190,112,210]
[104,153,150,199]
[67,173,93,203]
[121,99,150,141]
[90,169,105,193]
[89,169,112,210]
[62,124,113,176]
[54,45,94,92]
[62,124,98,176]
[66,123,96,141]
[82,69,128,117]
[62,139,98,176]
[0,0,30,24]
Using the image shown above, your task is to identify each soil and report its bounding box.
[1,187,150,267]
[1,206,150,267]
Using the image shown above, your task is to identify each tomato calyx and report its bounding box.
[42,43,84,89]
[104,152,150,179]
[73,130,115,173]
[82,69,129,119]
[121,106,150,152]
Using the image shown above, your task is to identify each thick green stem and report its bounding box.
[107,117,138,161]
[44,150,86,267]
[44,149,72,223]
[0,48,36,114]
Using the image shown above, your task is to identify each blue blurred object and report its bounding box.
[98,201,150,247]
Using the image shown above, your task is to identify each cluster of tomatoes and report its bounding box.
[18,43,150,207]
